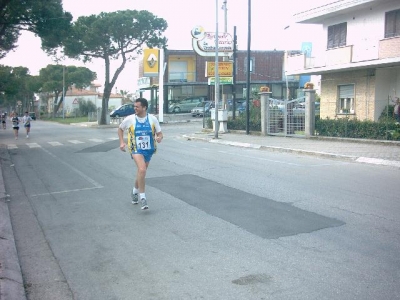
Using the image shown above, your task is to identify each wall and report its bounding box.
[375,67,400,119]
[315,0,400,62]
[320,69,376,121]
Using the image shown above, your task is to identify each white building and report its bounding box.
[46,83,126,115]
[286,0,400,121]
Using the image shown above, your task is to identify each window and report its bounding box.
[385,9,400,38]
[244,57,254,73]
[327,22,347,49]
[338,85,354,114]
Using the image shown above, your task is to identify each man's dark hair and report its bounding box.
[135,98,148,110]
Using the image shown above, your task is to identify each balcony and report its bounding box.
[286,45,354,75]
[379,36,400,59]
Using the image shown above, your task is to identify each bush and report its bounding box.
[78,99,96,117]
[316,117,400,140]
[228,105,261,131]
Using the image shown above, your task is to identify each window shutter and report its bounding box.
[328,26,334,49]
[339,23,347,47]
[339,85,354,98]
[385,11,395,38]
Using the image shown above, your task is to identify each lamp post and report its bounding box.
[284,25,290,101]
[62,65,65,119]
[245,0,251,134]
[214,0,220,139]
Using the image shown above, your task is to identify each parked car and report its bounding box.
[168,96,208,113]
[191,101,214,117]
[110,103,134,118]
[292,102,320,116]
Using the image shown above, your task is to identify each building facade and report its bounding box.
[43,83,125,116]
[286,0,400,121]
[138,49,300,114]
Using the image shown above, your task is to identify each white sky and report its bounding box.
[1,0,330,93]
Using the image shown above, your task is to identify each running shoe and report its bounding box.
[140,198,148,210]
[131,190,139,204]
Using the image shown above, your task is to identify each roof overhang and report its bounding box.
[294,0,392,24]
[287,57,400,76]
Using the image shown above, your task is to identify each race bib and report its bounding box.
[136,135,151,150]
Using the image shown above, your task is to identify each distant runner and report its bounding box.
[22,111,33,138]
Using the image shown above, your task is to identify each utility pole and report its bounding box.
[222,0,228,110]
[214,0,219,139]
[232,26,237,119]
[246,0,251,134]
[62,66,65,119]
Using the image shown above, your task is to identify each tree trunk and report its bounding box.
[52,92,62,118]
[100,86,111,125]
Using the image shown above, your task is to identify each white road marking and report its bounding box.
[48,141,63,146]
[89,138,104,142]
[40,147,103,189]
[31,186,103,197]
[108,137,119,140]
[8,144,18,149]
[26,143,41,148]
[68,140,84,144]
[356,157,400,168]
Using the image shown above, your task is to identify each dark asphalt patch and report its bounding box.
[76,140,118,153]
[147,174,345,239]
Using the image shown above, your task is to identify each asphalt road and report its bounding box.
[1,120,399,300]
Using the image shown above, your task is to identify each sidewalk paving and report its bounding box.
[182,129,400,168]
[1,116,400,299]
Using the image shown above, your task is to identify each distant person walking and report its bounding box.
[1,113,6,129]
[22,111,33,138]
[11,112,20,139]
[118,98,163,210]
[393,97,400,123]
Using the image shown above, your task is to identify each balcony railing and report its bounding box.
[379,36,400,59]
[286,45,353,73]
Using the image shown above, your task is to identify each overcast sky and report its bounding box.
[1,0,330,93]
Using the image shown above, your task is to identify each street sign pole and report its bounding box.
[214,0,219,139]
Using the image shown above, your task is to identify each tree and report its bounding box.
[119,90,132,104]
[0,0,72,59]
[0,65,40,112]
[39,64,96,116]
[62,10,167,124]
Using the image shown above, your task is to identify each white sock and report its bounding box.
[140,193,146,200]
[132,187,139,194]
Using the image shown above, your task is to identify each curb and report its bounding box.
[183,134,400,168]
[0,149,27,300]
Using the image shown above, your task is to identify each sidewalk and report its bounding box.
[1,116,400,299]
[182,129,400,168]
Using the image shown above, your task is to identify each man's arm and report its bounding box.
[155,131,163,143]
[118,127,126,152]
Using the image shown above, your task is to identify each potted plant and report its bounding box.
[260,86,270,92]
[304,82,314,89]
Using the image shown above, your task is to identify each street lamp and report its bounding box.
[62,66,65,119]
[214,0,220,139]
[245,0,251,134]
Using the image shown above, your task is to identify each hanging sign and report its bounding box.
[192,26,233,57]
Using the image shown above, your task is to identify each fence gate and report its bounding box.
[267,97,306,136]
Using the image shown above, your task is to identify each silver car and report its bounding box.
[169,96,207,113]
[191,101,213,117]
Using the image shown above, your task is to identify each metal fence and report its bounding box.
[268,97,306,136]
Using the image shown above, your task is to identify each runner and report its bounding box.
[117,98,163,210]
[11,112,20,139]
[22,111,33,138]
